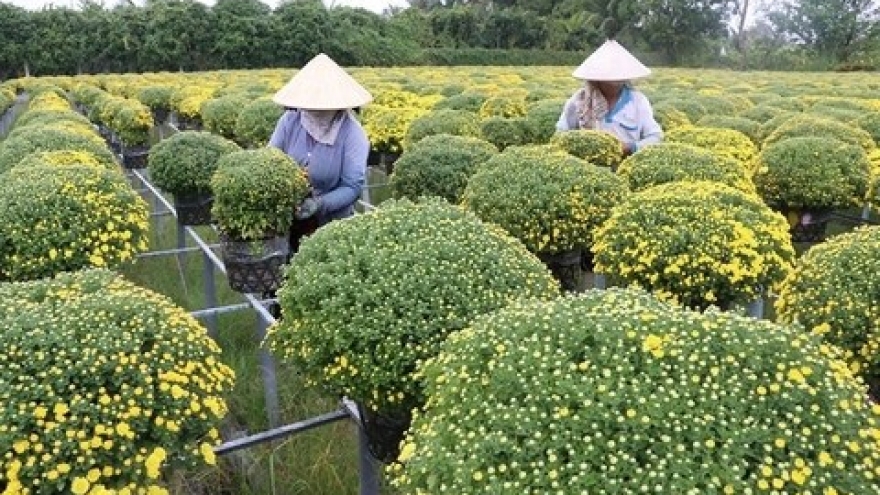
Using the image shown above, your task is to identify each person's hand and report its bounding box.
[621,141,637,157]
[295,197,321,220]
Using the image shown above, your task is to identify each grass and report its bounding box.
[116,131,396,494]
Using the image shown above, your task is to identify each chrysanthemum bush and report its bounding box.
[764,114,877,152]
[233,97,283,148]
[201,95,249,141]
[616,142,756,194]
[266,199,558,415]
[697,115,762,143]
[776,226,880,393]
[0,123,117,173]
[211,148,309,241]
[403,109,481,150]
[593,181,795,309]
[754,136,870,210]
[148,131,240,196]
[13,149,117,172]
[0,269,235,495]
[548,129,622,169]
[462,151,629,255]
[390,134,498,203]
[665,125,758,164]
[390,288,880,494]
[0,166,149,282]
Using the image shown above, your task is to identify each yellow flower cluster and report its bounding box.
[776,226,880,390]
[666,125,758,164]
[392,289,880,493]
[0,269,235,494]
[593,181,795,309]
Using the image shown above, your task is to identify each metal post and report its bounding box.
[176,222,187,266]
[747,296,765,319]
[203,248,218,339]
[256,316,280,428]
[593,273,607,290]
[863,205,872,221]
[358,423,382,495]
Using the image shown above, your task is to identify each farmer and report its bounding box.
[269,52,372,253]
[556,39,663,156]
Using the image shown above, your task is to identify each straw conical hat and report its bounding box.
[273,53,373,110]
[572,40,651,81]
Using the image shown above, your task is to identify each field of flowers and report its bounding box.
[2,65,880,494]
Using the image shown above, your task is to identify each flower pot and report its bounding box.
[356,403,412,464]
[152,108,169,126]
[221,234,290,294]
[537,249,585,293]
[782,208,829,243]
[121,146,149,170]
[174,192,213,226]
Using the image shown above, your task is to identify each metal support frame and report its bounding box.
[130,168,281,429]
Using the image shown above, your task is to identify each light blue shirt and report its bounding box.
[269,109,369,224]
[556,86,663,151]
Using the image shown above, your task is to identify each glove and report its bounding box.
[295,197,321,220]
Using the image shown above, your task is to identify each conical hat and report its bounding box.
[572,40,651,81]
[273,53,373,110]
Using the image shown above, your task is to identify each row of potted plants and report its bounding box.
[0,84,150,283]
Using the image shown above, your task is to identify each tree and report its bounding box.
[637,0,735,64]
[141,0,214,71]
[0,4,30,79]
[764,0,880,62]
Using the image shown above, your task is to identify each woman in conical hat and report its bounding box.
[556,39,663,157]
[269,53,372,240]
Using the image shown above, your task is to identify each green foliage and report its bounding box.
[392,288,880,493]
[233,97,283,148]
[696,115,762,143]
[14,109,92,130]
[479,116,534,150]
[137,85,175,111]
[765,0,880,62]
[665,126,758,164]
[0,166,149,282]
[525,98,566,143]
[738,104,787,124]
[549,129,623,169]
[201,95,249,140]
[0,269,235,493]
[403,109,481,149]
[463,152,629,254]
[210,148,310,240]
[654,98,705,123]
[478,94,528,119]
[754,136,870,209]
[617,142,755,194]
[855,113,880,144]
[594,181,795,309]
[0,126,117,176]
[433,92,487,112]
[390,134,498,203]
[764,114,877,151]
[14,149,118,172]
[148,131,241,196]
[267,199,559,414]
[777,226,880,388]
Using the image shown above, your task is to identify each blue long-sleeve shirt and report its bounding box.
[269,109,369,225]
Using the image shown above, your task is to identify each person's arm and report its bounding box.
[634,95,663,150]
[268,110,294,149]
[555,93,580,132]
[316,125,368,214]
